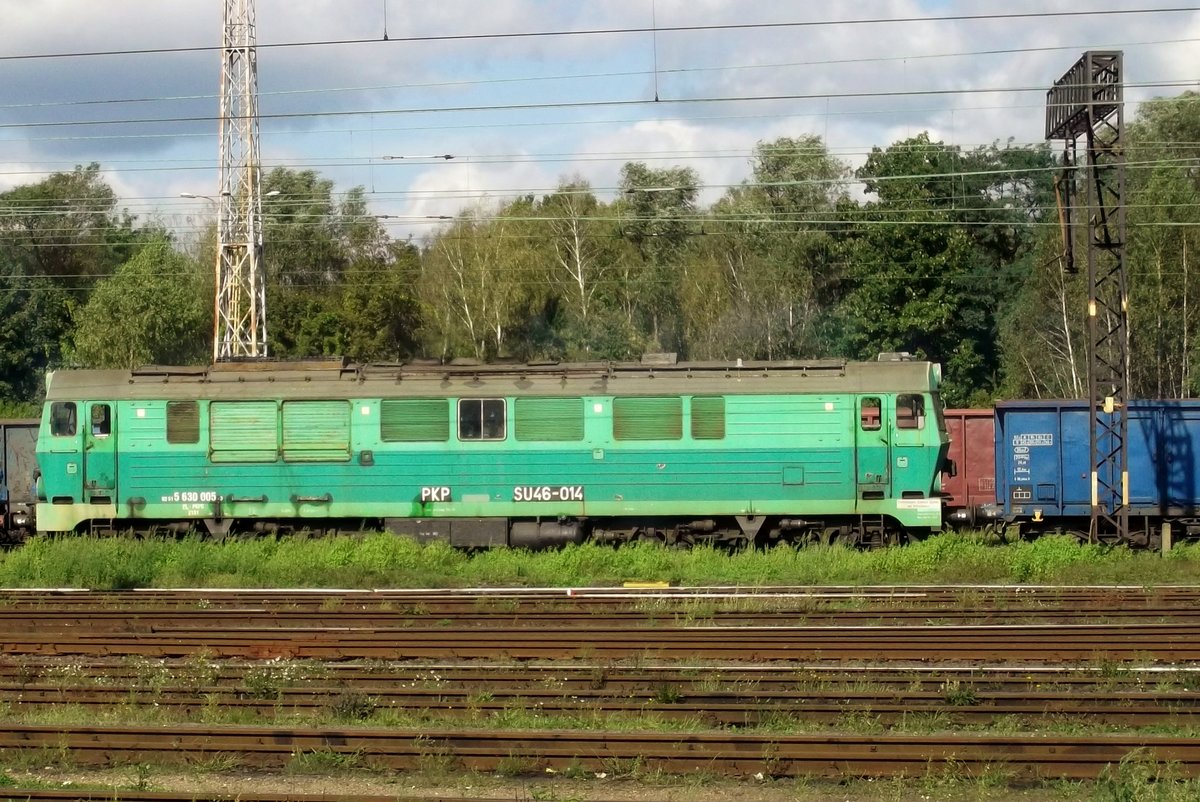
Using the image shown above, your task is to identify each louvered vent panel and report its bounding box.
[613,397,682,441]
[380,399,450,442]
[282,401,351,462]
[691,396,726,440]
[209,401,278,463]
[514,398,584,441]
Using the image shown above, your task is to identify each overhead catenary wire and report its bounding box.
[3,79,1197,132]
[3,35,1196,113]
[3,153,1197,216]
[4,7,1198,62]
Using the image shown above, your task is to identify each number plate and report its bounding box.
[513,485,584,502]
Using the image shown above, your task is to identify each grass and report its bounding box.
[2,531,1199,589]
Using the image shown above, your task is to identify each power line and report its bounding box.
[3,79,1197,132]
[4,7,1197,62]
[4,36,1196,113]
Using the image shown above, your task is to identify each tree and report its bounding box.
[0,166,148,399]
[1126,92,1200,397]
[418,203,532,361]
[687,136,847,360]
[834,134,1053,405]
[260,168,421,360]
[616,162,700,353]
[70,238,210,368]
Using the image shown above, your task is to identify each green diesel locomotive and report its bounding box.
[35,356,949,547]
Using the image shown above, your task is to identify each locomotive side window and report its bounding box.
[896,394,925,430]
[458,399,506,441]
[50,402,77,437]
[860,397,882,431]
[166,401,200,444]
[90,404,111,437]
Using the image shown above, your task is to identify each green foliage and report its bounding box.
[831,135,1053,405]
[69,238,209,368]
[262,168,420,361]
[2,94,1199,402]
[2,532,1197,590]
[1000,93,1200,399]
[0,164,147,400]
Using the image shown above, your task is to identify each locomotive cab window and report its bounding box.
[896,394,925,430]
[90,404,111,437]
[458,399,506,441]
[50,402,77,437]
[860,397,882,431]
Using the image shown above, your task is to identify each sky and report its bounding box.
[2,0,1198,242]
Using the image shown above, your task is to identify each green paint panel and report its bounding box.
[381,399,449,442]
[514,397,584,442]
[282,400,350,462]
[210,401,277,463]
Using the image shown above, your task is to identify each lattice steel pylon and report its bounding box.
[1045,51,1129,543]
[213,0,267,360]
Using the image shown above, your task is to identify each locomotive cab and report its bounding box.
[36,380,121,532]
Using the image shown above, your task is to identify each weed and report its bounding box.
[1094,750,1200,802]
[494,752,541,777]
[287,748,364,774]
[652,684,682,704]
[6,531,1200,589]
[328,691,377,722]
[528,787,585,802]
[602,754,646,779]
[412,735,458,775]
[131,762,154,791]
[941,679,980,706]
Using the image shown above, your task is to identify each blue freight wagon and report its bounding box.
[994,400,1200,544]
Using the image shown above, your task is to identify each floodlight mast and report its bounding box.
[214,0,267,360]
[1045,51,1130,544]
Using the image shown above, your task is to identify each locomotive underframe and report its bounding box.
[64,512,922,550]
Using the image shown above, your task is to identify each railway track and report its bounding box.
[0,792,566,802]
[1,723,1198,779]
[3,586,1198,786]
[5,681,1198,726]
[3,659,1194,692]
[4,621,1199,661]
[5,584,1200,611]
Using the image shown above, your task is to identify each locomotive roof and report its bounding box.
[44,357,941,402]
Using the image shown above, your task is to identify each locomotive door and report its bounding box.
[855,396,891,499]
[83,402,116,502]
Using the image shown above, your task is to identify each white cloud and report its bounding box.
[1,0,1196,223]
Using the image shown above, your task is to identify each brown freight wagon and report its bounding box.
[941,409,1000,528]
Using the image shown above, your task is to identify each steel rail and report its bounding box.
[1,724,1198,778]
[4,622,1199,661]
[4,683,1198,726]
[4,606,1200,628]
[5,586,1200,607]
[0,791,576,802]
[3,659,1193,692]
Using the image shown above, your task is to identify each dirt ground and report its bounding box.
[3,767,1101,801]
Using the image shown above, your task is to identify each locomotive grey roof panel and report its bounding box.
[45,358,941,402]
